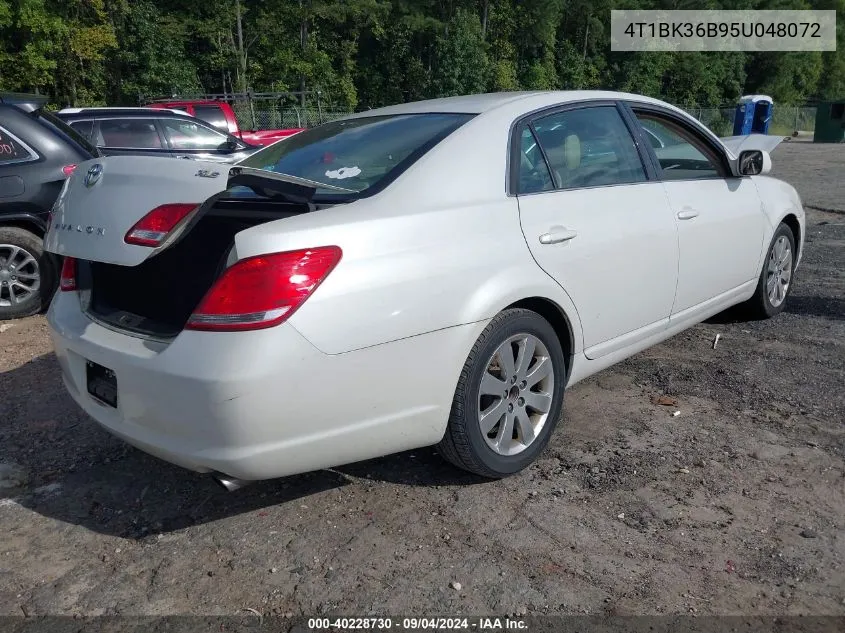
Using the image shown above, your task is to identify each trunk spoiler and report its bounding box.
[719,134,785,158]
[227,166,355,205]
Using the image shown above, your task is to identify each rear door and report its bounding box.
[626,104,766,317]
[515,102,679,359]
[93,118,172,158]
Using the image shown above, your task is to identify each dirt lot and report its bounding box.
[0,142,843,619]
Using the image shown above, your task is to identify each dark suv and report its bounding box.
[56,108,258,163]
[0,93,99,320]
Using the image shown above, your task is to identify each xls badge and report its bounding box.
[83,163,103,188]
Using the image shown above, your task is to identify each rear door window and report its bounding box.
[527,106,646,191]
[96,119,165,149]
[0,126,37,165]
[193,105,229,131]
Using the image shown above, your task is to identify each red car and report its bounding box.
[146,100,302,147]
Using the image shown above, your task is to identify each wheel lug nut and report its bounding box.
[520,380,527,389]
[507,403,513,412]
[517,397,525,406]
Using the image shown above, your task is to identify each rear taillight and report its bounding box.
[62,164,77,177]
[60,257,77,291]
[124,203,198,247]
[185,246,342,332]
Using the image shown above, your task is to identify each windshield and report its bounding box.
[237,113,473,196]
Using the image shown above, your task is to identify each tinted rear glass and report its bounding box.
[193,105,228,131]
[0,126,35,163]
[68,119,94,142]
[36,109,100,157]
[237,113,473,196]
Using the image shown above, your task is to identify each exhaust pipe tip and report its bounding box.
[212,472,251,492]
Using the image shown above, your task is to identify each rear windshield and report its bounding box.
[237,113,473,197]
[35,109,100,157]
[193,105,229,131]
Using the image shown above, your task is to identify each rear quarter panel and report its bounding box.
[232,112,585,356]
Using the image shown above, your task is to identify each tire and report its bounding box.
[741,222,796,320]
[0,226,56,320]
[437,308,566,478]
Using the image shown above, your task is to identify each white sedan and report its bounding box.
[44,91,804,488]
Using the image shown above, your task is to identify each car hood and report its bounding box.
[720,134,785,158]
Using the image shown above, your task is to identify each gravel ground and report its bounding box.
[0,141,843,618]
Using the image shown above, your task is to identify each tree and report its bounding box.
[432,8,488,97]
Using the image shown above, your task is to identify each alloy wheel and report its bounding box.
[766,235,792,308]
[477,333,555,456]
[0,244,40,308]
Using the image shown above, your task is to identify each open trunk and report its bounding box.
[78,200,306,337]
[45,156,339,338]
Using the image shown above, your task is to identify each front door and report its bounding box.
[515,103,679,359]
[629,108,766,316]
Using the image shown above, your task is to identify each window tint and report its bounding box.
[635,114,721,180]
[98,119,163,148]
[68,120,94,141]
[238,113,473,195]
[193,105,229,131]
[160,118,230,150]
[0,126,36,164]
[529,106,646,190]
[517,127,553,193]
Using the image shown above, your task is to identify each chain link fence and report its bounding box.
[682,105,817,137]
[231,101,351,130]
[227,98,818,138]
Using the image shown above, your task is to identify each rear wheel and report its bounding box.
[438,308,566,478]
[0,226,55,320]
[742,222,796,320]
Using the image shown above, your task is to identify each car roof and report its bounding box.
[344,90,674,118]
[149,100,224,106]
[0,92,49,113]
[57,107,193,118]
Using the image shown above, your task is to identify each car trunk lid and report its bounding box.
[44,156,339,266]
[45,156,231,266]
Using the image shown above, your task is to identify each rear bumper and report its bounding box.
[48,291,485,480]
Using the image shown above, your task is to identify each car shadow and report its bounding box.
[1,352,478,539]
[783,295,844,320]
[704,304,757,324]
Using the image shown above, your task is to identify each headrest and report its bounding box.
[564,134,581,169]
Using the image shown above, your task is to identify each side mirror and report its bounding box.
[738,149,771,175]
[220,139,238,153]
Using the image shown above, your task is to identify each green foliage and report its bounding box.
[0,0,842,108]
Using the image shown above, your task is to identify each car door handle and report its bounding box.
[539,228,578,245]
[677,208,699,220]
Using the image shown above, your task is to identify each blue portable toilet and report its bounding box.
[733,95,773,135]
